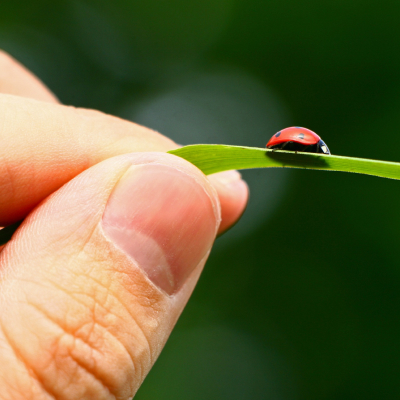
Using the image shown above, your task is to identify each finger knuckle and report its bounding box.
[1,280,152,399]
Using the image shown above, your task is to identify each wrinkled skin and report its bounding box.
[0,50,248,399]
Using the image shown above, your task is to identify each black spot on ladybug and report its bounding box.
[298,133,305,139]
[275,132,281,137]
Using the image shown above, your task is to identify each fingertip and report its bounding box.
[208,171,249,235]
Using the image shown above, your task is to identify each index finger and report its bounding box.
[0,94,177,225]
[0,51,248,233]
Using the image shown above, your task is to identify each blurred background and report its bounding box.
[1,0,400,398]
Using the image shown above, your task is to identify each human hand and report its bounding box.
[0,51,248,399]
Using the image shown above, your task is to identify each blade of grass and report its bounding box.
[168,144,400,180]
[2,144,400,246]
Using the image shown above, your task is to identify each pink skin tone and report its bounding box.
[0,51,249,399]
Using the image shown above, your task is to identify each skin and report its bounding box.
[0,50,249,399]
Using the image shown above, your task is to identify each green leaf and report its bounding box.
[2,144,400,247]
[168,144,400,180]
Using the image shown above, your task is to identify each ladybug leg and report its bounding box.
[279,142,289,151]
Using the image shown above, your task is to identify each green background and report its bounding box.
[1,1,400,398]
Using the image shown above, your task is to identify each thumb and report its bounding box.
[0,152,220,399]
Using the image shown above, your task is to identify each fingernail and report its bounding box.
[102,163,220,295]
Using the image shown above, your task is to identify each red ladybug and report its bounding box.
[266,127,330,154]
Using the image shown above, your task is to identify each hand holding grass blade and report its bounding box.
[3,144,400,246]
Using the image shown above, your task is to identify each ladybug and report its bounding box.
[266,127,330,154]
